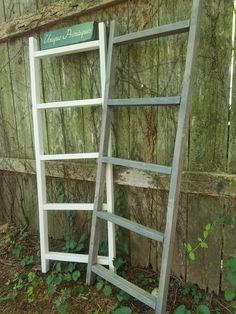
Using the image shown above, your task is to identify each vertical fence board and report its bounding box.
[127,0,159,268]
[0,42,19,157]
[187,0,233,292]
[8,38,34,159]
[0,0,5,22]
[222,198,236,290]
[187,195,224,293]
[228,16,236,173]
[3,0,20,20]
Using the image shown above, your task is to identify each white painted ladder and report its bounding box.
[86,1,202,313]
[29,22,116,273]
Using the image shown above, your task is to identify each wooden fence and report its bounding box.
[0,0,235,294]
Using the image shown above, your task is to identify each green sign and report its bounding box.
[41,22,97,50]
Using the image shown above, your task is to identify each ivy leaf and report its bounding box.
[200,242,208,249]
[197,237,202,242]
[224,288,235,301]
[67,263,76,273]
[227,271,236,288]
[96,280,104,291]
[184,243,192,253]
[205,224,212,231]
[231,300,236,309]
[103,284,112,297]
[12,244,22,257]
[76,286,85,296]
[113,257,125,270]
[113,306,132,314]
[227,259,236,272]
[203,230,209,239]
[174,305,191,314]
[79,233,87,243]
[189,251,196,261]
[72,270,81,282]
[197,305,210,314]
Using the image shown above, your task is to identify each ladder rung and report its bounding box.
[107,96,180,106]
[113,20,190,46]
[96,211,164,242]
[43,203,107,211]
[34,40,100,58]
[37,98,102,110]
[92,264,156,309]
[45,252,109,265]
[40,152,99,161]
[101,157,171,174]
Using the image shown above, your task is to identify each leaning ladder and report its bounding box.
[86,1,202,313]
[29,22,116,273]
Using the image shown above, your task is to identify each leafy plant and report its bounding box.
[185,216,232,261]
[224,258,236,309]
[21,255,37,267]
[53,288,71,314]
[112,306,132,314]
[182,282,202,304]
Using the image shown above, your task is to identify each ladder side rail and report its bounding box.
[86,21,117,284]
[157,1,203,313]
[98,22,116,271]
[29,37,49,273]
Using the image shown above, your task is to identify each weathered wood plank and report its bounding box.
[222,198,236,290]
[0,42,19,157]
[0,0,5,22]
[228,9,236,173]
[187,195,224,293]
[0,0,127,43]
[2,157,236,197]
[127,0,159,270]
[187,0,233,293]
[189,0,231,172]
[3,0,20,20]
[8,37,34,159]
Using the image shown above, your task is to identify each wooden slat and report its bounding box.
[92,264,156,309]
[101,157,172,174]
[97,211,164,242]
[45,252,109,265]
[34,40,99,58]
[113,20,190,46]
[107,96,180,106]
[40,152,99,161]
[44,203,107,211]
[37,98,102,109]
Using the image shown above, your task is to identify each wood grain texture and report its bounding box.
[187,195,224,293]
[0,0,127,43]
[8,37,34,159]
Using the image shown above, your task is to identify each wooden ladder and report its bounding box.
[29,23,116,273]
[86,1,202,313]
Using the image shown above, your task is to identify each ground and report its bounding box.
[0,223,233,314]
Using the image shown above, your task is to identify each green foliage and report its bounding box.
[12,244,22,257]
[182,282,202,304]
[197,305,210,314]
[54,288,71,314]
[224,257,236,310]
[175,305,191,314]
[113,257,125,271]
[103,284,112,297]
[96,279,104,291]
[116,290,130,302]
[184,216,232,261]
[21,255,37,267]
[112,306,132,314]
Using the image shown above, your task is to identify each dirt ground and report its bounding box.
[0,223,233,314]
